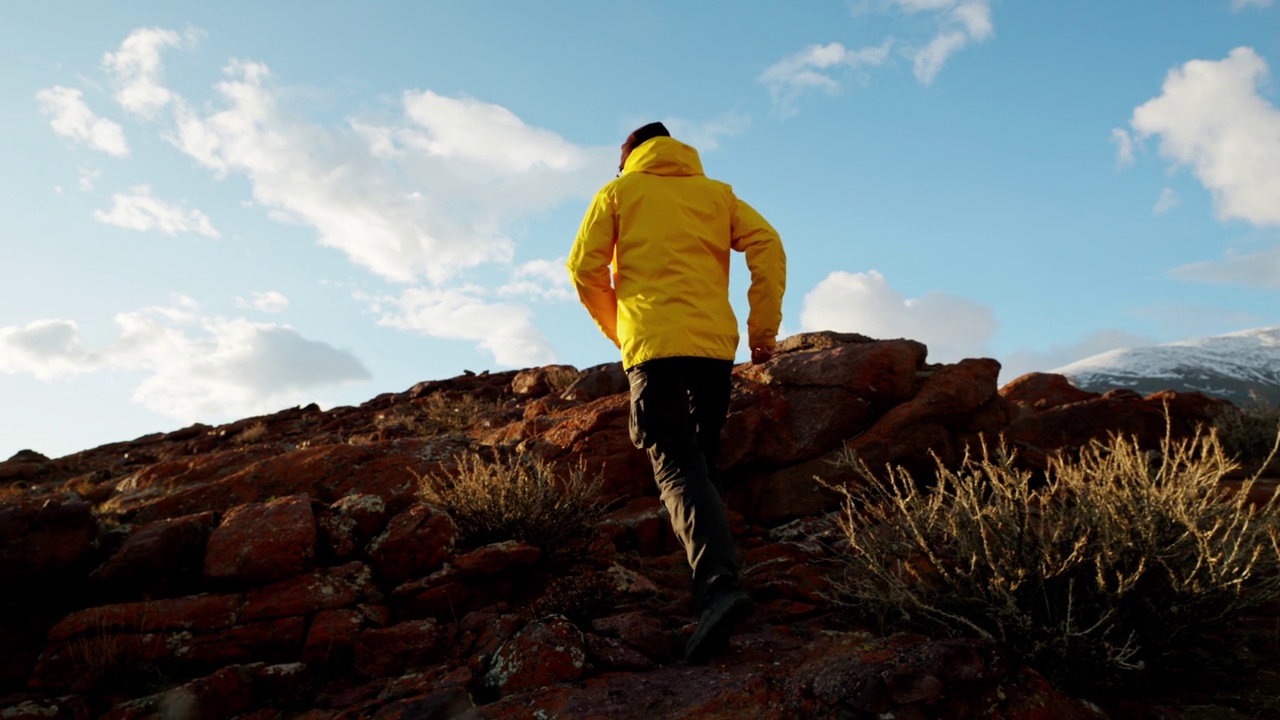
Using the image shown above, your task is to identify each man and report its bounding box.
[567,122,786,663]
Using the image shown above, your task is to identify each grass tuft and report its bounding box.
[416,451,604,556]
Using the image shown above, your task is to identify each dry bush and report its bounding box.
[234,421,268,446]
[1215,391,1280,466]
[368,394,499,443]
[828,427,1280,690]
[416,451,604,556]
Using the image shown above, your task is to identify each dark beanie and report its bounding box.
[624,121,671,152]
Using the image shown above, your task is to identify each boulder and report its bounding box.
[367,503,457,584]
[484,615,586,695]
[0,497,98,584]
[205,496,317,584]
[560,362,628,403]
[91,511,217,598]
[511,365,581,399]
[353,619,442,678]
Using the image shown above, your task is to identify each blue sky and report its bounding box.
[3,0,1278,459]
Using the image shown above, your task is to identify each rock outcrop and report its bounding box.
[0,332,1257,719]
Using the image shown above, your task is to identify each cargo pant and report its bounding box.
[626,356,740,609]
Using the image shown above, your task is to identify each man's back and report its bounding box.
[568,136,784,369]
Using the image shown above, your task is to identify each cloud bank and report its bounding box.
[799,269,997,363]
[0,298,369,420]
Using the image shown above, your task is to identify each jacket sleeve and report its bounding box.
[729,195,786,351]
[566,187,621,348]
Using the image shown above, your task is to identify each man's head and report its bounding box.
[619,121,671,172]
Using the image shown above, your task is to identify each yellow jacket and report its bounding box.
[567,137,786,370]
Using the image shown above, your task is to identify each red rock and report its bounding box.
[735,449,850,523]
[90,511,216,597]
[560,362,627,402]
[317,511,359,561]
[1000,373,1099,415]
[0,497,98,583]
[738,338,927,409]
[239,562,372,622]
[590,611,676,663]
[126,442,429,524]
[301,608,365,669]
[0,696,95,720]
[598,497,677,556]
[584,632,654,670]
[1005,390,1226,453]
[48,592,241,642]
[484,615,586,695]
[367,503,457,583]
[352,619,442,678]
[512,365,580,399]
[175,616,308,668]
[358,686,476,720]
[842,359,1001,475]
[204,495,316,584]
[453,540,542,577]
[330,493,387,540]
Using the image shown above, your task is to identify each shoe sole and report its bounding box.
[684,594,753,664]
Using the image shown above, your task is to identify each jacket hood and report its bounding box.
[622,137,704,177]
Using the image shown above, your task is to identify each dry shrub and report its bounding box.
[828,427,1280,690]
[234,421,268,446]
[1215,391,1280,466]
[417,451,604,556]
[369,394,499,442]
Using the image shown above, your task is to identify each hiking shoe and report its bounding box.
[684,590,752,664]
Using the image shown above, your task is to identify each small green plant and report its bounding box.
[1215,390,1280,466]
[826,427,1280,691]
[416,451,604,555]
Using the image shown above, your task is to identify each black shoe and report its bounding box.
[684,590,752,664]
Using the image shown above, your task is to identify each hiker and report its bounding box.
[567,122,786,662]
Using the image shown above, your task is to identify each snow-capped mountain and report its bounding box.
[1051,327,1280,406]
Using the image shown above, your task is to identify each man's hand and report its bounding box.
[750,346,773,365]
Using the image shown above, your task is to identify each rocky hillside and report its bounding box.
[0,332,1274,720]
[1054,327,1280,406]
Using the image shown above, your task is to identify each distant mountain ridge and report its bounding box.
[1052,327,1280,407]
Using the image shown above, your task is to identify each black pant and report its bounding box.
[627,356,739,609]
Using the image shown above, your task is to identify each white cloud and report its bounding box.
[1231,0,1275,10]
[103,27,194,117]
[760,41,892,110]
[764,0,993,109]
[661,111,752,151]
[1153,187,1180,215]
[1130,47,1280,227]
[0,299,369,420]
[798,269,997,363]
[158,57,610,283]
[377,287,556,367]
[0,320,103,380]
[78,167,101,191]
[236,291,291,314]
[497,259,573,302]
[1110,128,1135,168]
[1171,246,1280,289]
[909,1,994,85]
[93,185,219,237]
[1000,330,1156,382]
[36,86,129,157]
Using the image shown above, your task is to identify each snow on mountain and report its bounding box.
[1050,327,1280,406]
